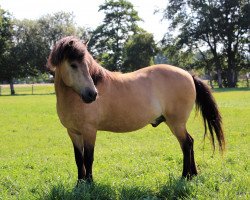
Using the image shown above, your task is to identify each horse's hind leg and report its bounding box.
[166,122,197,179]
[181,132,198,179]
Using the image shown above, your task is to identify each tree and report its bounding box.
[0,11,89,94]
[89,0,142,71]
[37,12,89,73]
[0,18,49,94]
[38,12,81,48]
[159,32,196,72]
[0,7,15,94]
[162,0,250,87]
[0,7,12,57]
[123,32,157,72]
[13,19,49,73]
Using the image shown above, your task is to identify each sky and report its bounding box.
[0,0,169,42]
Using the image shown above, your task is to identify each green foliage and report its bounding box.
[0,7,13,81]
[37,12,86,47]
[11,19,49,75]
[0,89,249,199]
[0,9,89,94]
[122,32,157,72]
[162,0,250,87]
[89,0,142,71]
[161,42,195,69]
[0,7,12,55]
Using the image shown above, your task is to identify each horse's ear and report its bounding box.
[69,40,74,46]
[82,40,89,47]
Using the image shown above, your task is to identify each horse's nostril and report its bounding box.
[88,90,97,100]
[82,88,97,103]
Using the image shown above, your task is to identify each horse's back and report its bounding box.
[133,64,196,103]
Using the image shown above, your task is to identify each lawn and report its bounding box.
[0,84,54,95]
[0,87,249,199]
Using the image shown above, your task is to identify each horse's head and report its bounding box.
[48,36,98,104]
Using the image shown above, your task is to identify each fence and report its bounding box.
[0,84,55,95]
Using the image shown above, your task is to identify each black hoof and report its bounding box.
[182,172,197,181]
[76,177,93,187]
[76,179,84,187]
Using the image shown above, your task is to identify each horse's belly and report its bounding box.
[98,106,161,132]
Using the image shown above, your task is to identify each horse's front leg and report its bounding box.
[68,129,96,183]
[73,142,95,183]
[82,128,96,183]
[73,143,85,181]
[83,143,95,182]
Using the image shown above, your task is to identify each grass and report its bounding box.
[0,86,249,199]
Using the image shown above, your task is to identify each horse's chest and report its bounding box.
[57,105,77,129]
[56,102,90,130]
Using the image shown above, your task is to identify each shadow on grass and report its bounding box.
[40,181,114,200]
[39,176,194,200]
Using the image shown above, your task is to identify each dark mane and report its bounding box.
[86,53,112,85]
[47,36,86,68]
[48,36,111,85]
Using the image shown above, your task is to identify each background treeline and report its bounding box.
[0,0,249,94]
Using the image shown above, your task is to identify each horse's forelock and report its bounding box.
[48,36,86,69]
[47,36,110,85]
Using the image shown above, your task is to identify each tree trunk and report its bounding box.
[226,45,237,87]
[227,68,237,88]
[9,78,15,95]
[246,73,249,88]
[208,72,214,89]
[213,54,223,88]
[217,68,223,88]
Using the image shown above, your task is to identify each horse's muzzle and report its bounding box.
[81,87,97,104]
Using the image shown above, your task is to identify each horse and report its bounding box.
[47,36,225,183]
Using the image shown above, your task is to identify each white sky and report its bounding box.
[0,0,169,42]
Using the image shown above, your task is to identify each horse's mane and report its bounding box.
[47,36,111,85]
[48,36,85,68]
[86,54,112,85]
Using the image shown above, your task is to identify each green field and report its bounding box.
[0,84,54,96]
[0,87,249,200]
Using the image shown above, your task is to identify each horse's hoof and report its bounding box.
[76,178,93,187]
[76,179,84,187]
[182,172,197,181]
[85,177,93,184]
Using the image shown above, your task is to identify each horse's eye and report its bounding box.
[70,64,77,69]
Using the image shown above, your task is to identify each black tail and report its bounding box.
[193,76,225,152]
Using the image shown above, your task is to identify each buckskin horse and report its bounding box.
[47,36,225,182]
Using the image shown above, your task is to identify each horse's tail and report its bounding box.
[192,76,225,152]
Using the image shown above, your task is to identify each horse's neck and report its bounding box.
[54,69,64,97]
